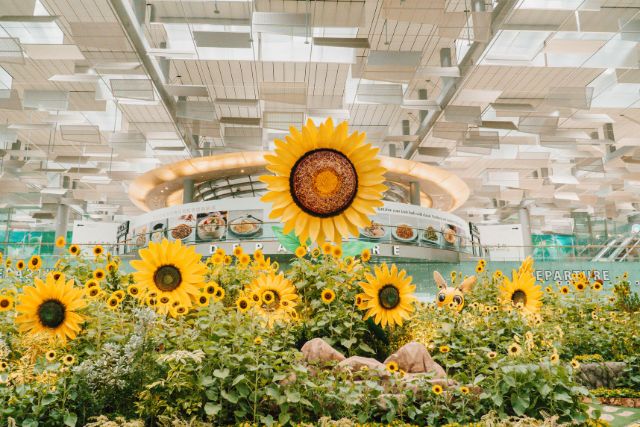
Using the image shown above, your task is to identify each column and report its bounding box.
[409,182,421,206]
[519,206,533,257]
[183,178,195,204]
[54,176,71,254]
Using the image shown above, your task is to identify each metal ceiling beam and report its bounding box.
[403,0,519,160]
[108,0,193,156]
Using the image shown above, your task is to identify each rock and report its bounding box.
[383,342,446,378]
[575,362,626,389]
[337,356,388,376]
[301,338,345,364]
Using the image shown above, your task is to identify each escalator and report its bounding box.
[593,234,640,262]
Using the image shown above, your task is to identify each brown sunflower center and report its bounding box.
[511,290,527,306]
[289,149,358,217]
[153,265,182,292]
[38,299,66,328]
[379,284,400,310]
[31,258,38,266]
[239,299,248,309]
[0,299,9,308]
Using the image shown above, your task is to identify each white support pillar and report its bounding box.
[519,206,533,257]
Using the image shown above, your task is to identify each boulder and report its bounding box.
[337,356,388,376]
[301,338,345,364]
[383,342,446,378]
[575,362,626,389]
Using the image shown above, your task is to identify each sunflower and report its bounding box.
[386,361,399,372]
[211,254,224,265]
[62,354,75,366]
[113,290,125,301]
[204,283,217,296]
[130,239,206,314]
[460,386,470,395]
[15,274,86,343]
[294,246,307,258]
[45,350,57,362]
[245,272,298,326]
[439,345,450,354]
[260,119,387,244]
[498,256,543,314]
[16,260,25,271]
[593,280,603,291]
[359,263,416,328]
[28,255,42,271]
[432,384,443,395]
[127,284,141,298]
[560,286,570,294]
[49,271,63,281]
[106,262,118,273]
[507,343,522,357]
[233,246,243,258]
[69,245,80,256]
[236,296,251,313]
[321,289,336,304]
[55,236,66,248]
[93,269,106,281]
[332,246,343,259]
[106,296,120,310]
[355,293,369,310]
[0,295,13,312]
[575,282,586,291]
[224,255,232,265]
[321,242,332,255]
[86,287,101,299]
[571,359,580,369]
[196,294,210,307]
[475,263,484,274]
[212,286,225,302]
[311,248,321,258]
[239,254,251,266]
[487,351,497,359]
[93,245,104,257]
[254,336,263,345]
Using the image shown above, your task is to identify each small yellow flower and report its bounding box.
[55,236,66,248]
[431,384,443,395]
[45,350,57,362]
[113,290,125,301]
[571,359,580,369]
[545,286,553,293]
[253,249,264,261]
[507,343,522,357]
[261,290,275,305]
[86,287,101,299]
[593,281,603,291]
[236,296,251,313]
[212,286,225,302]
[475,264,484,273]
[321,288,336,304]
[224,255,232,265]
[560,286,570,294]
[84,279,99,289]
[439,345,451,354]
[0,361,7,372]
[127,284,141,298]
[460,386,470,395]
[93,245,104,257]
[311,248,321,258]
[106,296,120,310]
[575,282,586,291]
[361,249,371,262]
[62,354,75,366]
[204,284,217,295]
[28,255,42,271]
[69,245,80,256]
[197,294,210,307]
[254,337,263,345]
[0,296,13,312]
[239,254,250,266]
[212,254,224,265]
[16,260,25,271]
[321,242,332,255]
[158,295,171,305]
[386,361,399,372]
[233,246,243,257]
[295,246,307,258]
[93,268,106,281]
[550,353,559,364]
[332,246,343,259]
[106,262,118,273]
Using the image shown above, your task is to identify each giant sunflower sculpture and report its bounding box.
[15,274,87,343]
[260,118,387,244]
[244,272,298,326]
[498,256,543,314]
[130,239,206,314]
[359,263,416,328]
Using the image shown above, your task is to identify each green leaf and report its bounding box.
[342,240,376,257]
[204,402,221,416]
[232,374,245,386]
[511,393,530,416]
[199,375,215,387]
[554,392,573,403]
[286,390,301,403]
[213,368,230,379]
[221,389,239,403]
[538,383,552,397]
[279,412,291,425]
[358,342,375,354]
[341,337,357,349]
[63,412,77,427]
[272,226,303,253]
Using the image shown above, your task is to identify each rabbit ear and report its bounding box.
[433,271,448,290]
[458,275,477,294]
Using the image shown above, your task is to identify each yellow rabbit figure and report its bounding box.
[433,271,476,312]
